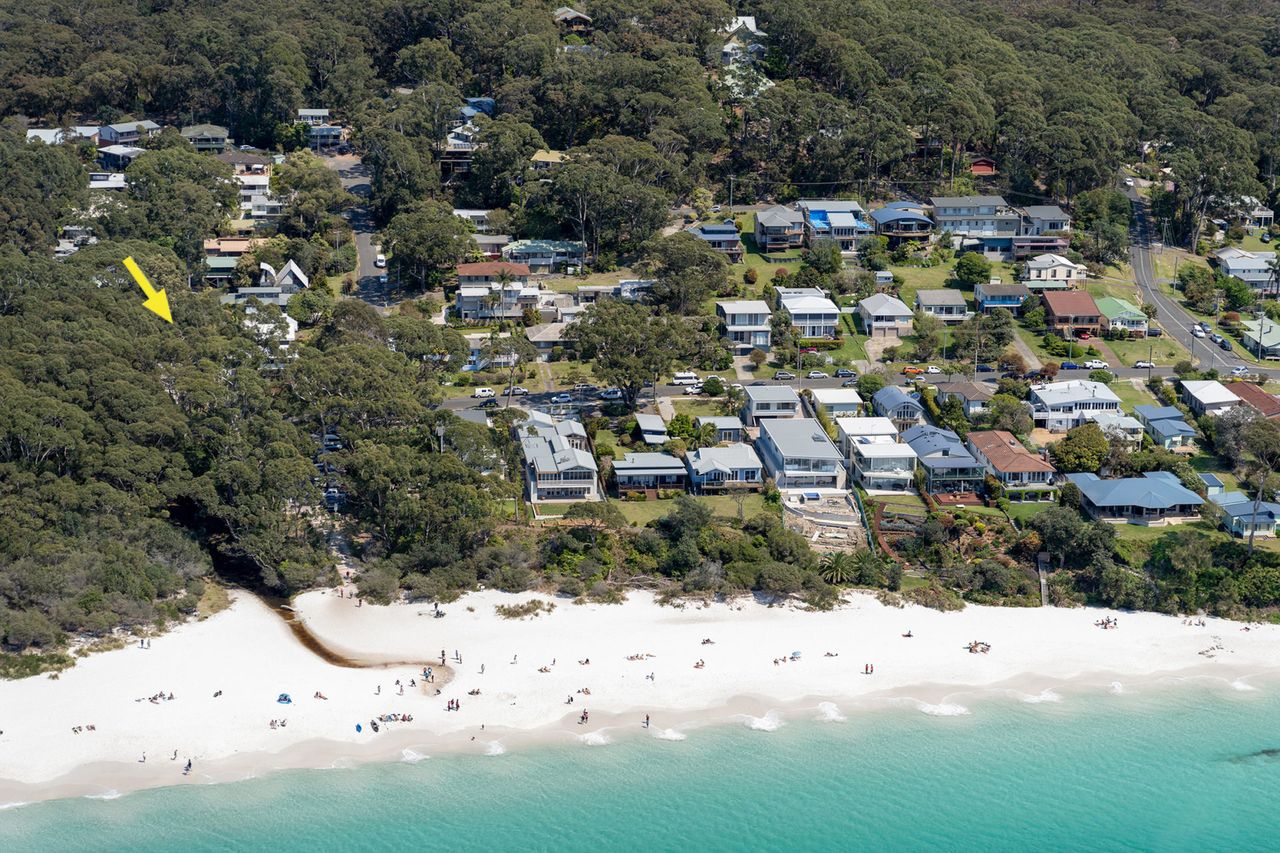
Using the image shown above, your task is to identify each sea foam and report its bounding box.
[400,749,428,763]
[84,790,122,801]
[652,728,687,741]
[1109,681,1124,695]
[1021,689,1063,705]
[740,711,784,731]
[901,699,970,717]
[1232,678,1259,692]
[580,731,612,746]
[815,702,847,722]
[484,741,506,756]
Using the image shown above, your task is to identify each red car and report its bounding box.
[1076,330,1091,340]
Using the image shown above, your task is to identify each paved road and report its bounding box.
[324,154,393,309]
[1125,184,1264,375]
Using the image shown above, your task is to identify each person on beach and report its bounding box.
[645,714,650,728]
[480,664,485,675]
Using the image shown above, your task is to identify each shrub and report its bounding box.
[744,268,758,284]
[494,599,556,619]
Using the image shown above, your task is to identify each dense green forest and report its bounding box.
[8,0,1280,655]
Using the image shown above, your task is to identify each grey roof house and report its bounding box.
[902,424,985,496]
[1065,471,1203,526]
[754,418,846,490]
[612,452,688,492]
[686,443,763,492]
[872,385,926,429]
[914,289,970,323]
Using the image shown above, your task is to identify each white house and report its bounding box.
[742,385,801,426]
[1180,380,1240,417]
[834,417,899,455]
[297,109,330,126]
[687,443,764,493]
[1028,379,1121,431]
[933,380,995,418]
[1021,254,1087,288]
[98,119,161,145]
[914,289,969,323]
[453,208,493,232]
[807,388,863,418]
[858,293,913,338]
[518,414,600,502]
[1214,247,1277,292]
[836,417,913,492]
[754,418,847,490]
[716,300,772,353]
[871,386,926,429]
[1237,196,1275,231]
[777,288,839,338]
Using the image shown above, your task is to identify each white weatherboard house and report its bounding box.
[686,443,763,493]
[1028,379,1121,431]
[1214,247,1278,293]
[755,418,847,490]
[518,414,599,502]
[716,300,772,353]
[777,288,839,338]
[742,384,801,426]
[1021,253,1087,288]
[1180,380,1240,418]
[807,388,863,418]
[858,293,913,337]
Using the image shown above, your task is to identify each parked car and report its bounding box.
[834,367,856,378]
[1263,233,1273,244]
[1209,333,1225,344]
[378,274,388,285]
[1076,330,1091,340]
[1147,326,1163,337]
[800,347,819,355]
[472,387,495,398]
[841,378,859,388]
[902,366,924,376]
[1123,177,1135,187]
[598,388,624,400]
[550,393,573,404]
[1083,359,1109,370]
[1232,366,1252,377]
[375,253,386,268]
[503,386,529,396]
[1219,338,1233,352]
[710,204,722,213]
[975,363,995,372]
[684,384,704,395]
[774,371,796,380]
[478,398,499,408]
[1191,326,1206,338]
[806,370,829,379]
[572,383,597,394]
[1060,361,1081,370]
[671,371,700,386]
[1134,360,1155,369]
[925,365,942,374]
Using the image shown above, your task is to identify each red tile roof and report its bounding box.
[968,430,1057,474]
[1228,381,1280,418]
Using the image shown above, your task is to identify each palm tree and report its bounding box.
[692,423,718,449]
[820,552,854,585]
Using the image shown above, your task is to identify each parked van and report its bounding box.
[671,372,700,386]
[472,387,495,398]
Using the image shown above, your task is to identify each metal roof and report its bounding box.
[1066,471,1203,510]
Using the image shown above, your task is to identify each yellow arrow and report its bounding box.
[122,256,173,323]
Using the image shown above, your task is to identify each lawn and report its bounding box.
[671,398,731,418]
[1107,378,1158,414]
[1105,334,1190,369]
[613,492,769,526]
[871,493,928,512]
[1003,502,1051,523]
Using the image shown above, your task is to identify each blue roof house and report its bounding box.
[902,425,985,496]
[1066,471,1203,526]
[1134,404,1197,450]
[1211,491,1280,538]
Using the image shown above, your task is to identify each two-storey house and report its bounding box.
[716,300,772,353]
[1028,380,1121,431]
[967,430,1057,502]
[753,206,805,251]
[180,124,230,153]
[1042,290,1101,338]
[795,199,873,253]
[902,425,986,496]
[688,222,744,262]
[755,418,847,490]
[1022,254,1087,289]
[857,293,913,337]
[872,386,926,430]
[914,289,969,324]
[778,288,840,338]
[975,282,1030,315]
[518,414,600,503]
[686,444,764,493]
[870,202,933,246]
[742,385,802,427]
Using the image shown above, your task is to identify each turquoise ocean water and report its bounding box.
[4,682,1280,851]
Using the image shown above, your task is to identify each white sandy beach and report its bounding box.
[1,587,1277,805]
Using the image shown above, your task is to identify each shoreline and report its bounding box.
[1,588,1278,807]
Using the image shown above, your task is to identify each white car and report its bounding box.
[1134,360,1155,369]
[1123,177,1135,187]
[1191,326,1206,338]
[472,387,495,398]
[550,393,573,405]
[1232,366,1252,377]
[806,370,829,379]
[375,253,387,268]
[684,384,704,395]
[925,365,942,374]
[598,388,624,400]
[503,386,529,396]
[1083,359,1109,370]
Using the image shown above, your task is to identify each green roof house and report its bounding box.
[1095,296,1148,336]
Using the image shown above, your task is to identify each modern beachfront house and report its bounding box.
[929,195,1021,255]
[686,443,764,493]
[518,414,600,503]
[966,430,1057,502]
[870,202,934,245]
[902,425,985,497]
[777,288,840,338]
[1065,471,1204,526]
[753,205,805,251]
[795,199,872,253]
[1028,380,1121,431]
[754,418,847,491]
[806,388,863,418]
[612,452,689,493]
[716,300,772,353]
[742,385,801,426]
[836,417,915,492]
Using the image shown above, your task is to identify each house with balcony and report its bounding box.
[1020,205,1071,236]
[219,260,310,307]
[575,279,654,304]
[688,221,744,262]
[456,261,530,287]
[975,282,1030,315]
[454,263,540,321]
[1237,196,1275,231]
[902,425,985,497]
[1021,254,1087,289]
[1134,405,1198,451]
[929,195,1022,255]
[835,417,899,457]
[742,385,801,426]
[857,293,913,338]
[1180,380,1240,417]
[1083,411,1146,448]
[967,430,1057,502]
[933,380,995,418]
[696,416,745,444]
[755,418,847,490]
[453,209,492,232]
[613,452,688,493]
[1212,490,1280,538]
[441,122,481,174]
[807,388,863,418]
[502,239,587,273]
[1066,471,1203,527]
[180,123,230,153]
[1213,247,1277,294]
[914,289,969,323]
[687,443,764,493]
[1042,290,1101,338]
[716,300,772,353]
[872,386,926,430]
[753,206,804,250]
[870,202,933,245]
[98,119,161,145]
[297,109,330,126]
[795,199,873,252]
[98,145,144,170]
[518,414,600,503]
[1028,380,1121,431]
[778,288,840,338]
[237,173,282,220]
[835,418,914,492]
[720,15,767,65]
[1095,296,1148,336]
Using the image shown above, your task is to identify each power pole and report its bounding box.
[728,175,736,210]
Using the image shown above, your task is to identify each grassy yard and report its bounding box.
[1003,501,1052,523]
[1105,334,1190,369]
[671,398,731,418]
[1107,378,1158,414]
[612,492,769,526]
